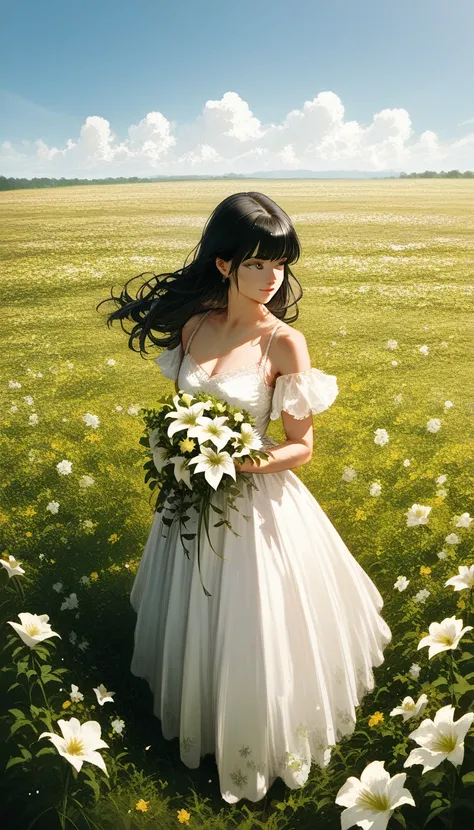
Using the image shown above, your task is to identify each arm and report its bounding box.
[234,330,314,475]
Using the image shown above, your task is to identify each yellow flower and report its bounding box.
[25,532,32,538]
[62,700,71,709]
[457,596,467,610]
[24,506,37,517]
[419,566,432,576]
[84,433,101,443]
[179,437,196,453]
[351,383,361,391]
[354,509,367,521]
[368,711,384,727]
[90,571,99,581]
[108,533,120,544]
[0,512,9,524]
[177,808,191,824]
[135,799,149,813]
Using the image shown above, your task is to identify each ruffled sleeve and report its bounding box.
[154,343,183,381]
[269,367,338,420]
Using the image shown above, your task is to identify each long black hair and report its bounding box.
[96,191,303,358]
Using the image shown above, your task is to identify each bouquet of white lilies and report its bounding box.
[140,389,270,596]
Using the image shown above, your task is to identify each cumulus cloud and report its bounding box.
[0,90,470,177]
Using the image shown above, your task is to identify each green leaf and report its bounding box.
[5,756,27,770]
[423,804,448,826]
[462,771,474,786]
[36,747,57,757]
[8,709,25,721]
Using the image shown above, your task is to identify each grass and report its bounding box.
[1,179,473,829]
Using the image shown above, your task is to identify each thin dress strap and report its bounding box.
[184,310,212,355]
[259,320,282,374]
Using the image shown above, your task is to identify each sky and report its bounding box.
[1,0,473,178]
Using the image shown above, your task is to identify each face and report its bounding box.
[217,244,287,304]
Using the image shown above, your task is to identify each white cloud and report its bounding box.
[0,90,471,176]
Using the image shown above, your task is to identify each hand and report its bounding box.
[233,456,253,473]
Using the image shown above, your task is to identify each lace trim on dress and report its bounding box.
[269,368,339,420]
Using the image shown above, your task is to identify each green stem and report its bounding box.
[32,653,52,711]
[448,651,456,708]
[58,763,71,830]
[449,761,457,830]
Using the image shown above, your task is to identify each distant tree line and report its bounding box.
[0,170,473,191]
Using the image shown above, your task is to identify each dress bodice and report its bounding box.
[154,311,340,450]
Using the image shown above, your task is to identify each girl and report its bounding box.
[97,191,391,805]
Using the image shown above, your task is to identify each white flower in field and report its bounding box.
[67,361,74,369]
[391,360,398,366]
[405,504,431,526]
[436,474,447,484]
[69,631,78,645]
[339,328,347,335]
[453,512,472,529]
[111,718,125,735]
[187,445,236,490]
[335,759,415,830]
[231,423,262,458]
[36,371,43,377]
[393,393,403,404]
[79,475,95,488]
[386,339,398,350]
[10,405,18,413]
[60,592,79,611]
[394,576,410,592]
[82,519,96,532]
[115,405,123,411]
[23,395,34,405]
[390,693,428,721]
[57,459,72,475]
[83,413,100,429]
[127,405,139,416]
[166,455,192,490]
[369,482,382,497]
[7,612,62,649]
[38,553,45,561]
[445,565,474,592]
[70,684,84,702]
[79,575,91,587]
[426,418,441,434]
[93,683,116,706]
[419,345,429,355]
[403,459,411,467]
[408,664,421,680]
[436,488,447,498]
[330,340,337,347]
[445,533,460,545]
[164,395,210,439]
[38,717,109,777]
[418,616,473,659]
[374,428,389,446]
[46,501,59,514]
[9,380,22,388]
[106,358,116,366]
[437,550,447,560]
[0,555,26,578]
[52,582,64,593]
[444,400,454,409]
[440,341,448,348]
[342,466,357,483]
[78,638,89,652]
[359,285,369,292]
[187,414,236,452]
[233,411,244,422]
[414,589,430,604]
[29,413,39,426]
[403,704,474,773]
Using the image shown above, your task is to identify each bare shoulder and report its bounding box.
[181,311,208,351]
[272,322,311,377]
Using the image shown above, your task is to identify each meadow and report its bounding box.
[1,179,473,829]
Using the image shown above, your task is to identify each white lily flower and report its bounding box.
[70,684,84,702]
[453,512,472,528]
[164,396,211,439]
[0,554,26,578]
[38,717,109,776]
[405,503,432,526]
[445,564,474,591]
[335,759,415,830]
[187,414,236,452]
[417,615,473,659]
[187,445,236,490]
[7,612,62,649]
[390,694,428,721]
[169,455,193,490]
[148,428,172,473]
[403,704,474,773]
[93,683,116,705]
[231,422,263,458]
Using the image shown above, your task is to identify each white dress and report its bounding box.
[130,311,392,804]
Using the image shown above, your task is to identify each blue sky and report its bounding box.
[1,0,473,177]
